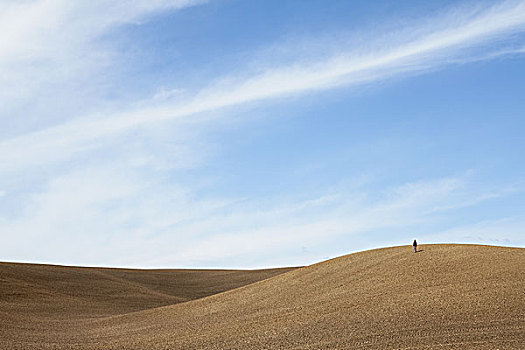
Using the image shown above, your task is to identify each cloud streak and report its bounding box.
[2,1,525,172]
[2,171,515,268]
[0,0,205,136]
[2,1,525,268]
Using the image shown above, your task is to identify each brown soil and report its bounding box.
[1,244,523,349]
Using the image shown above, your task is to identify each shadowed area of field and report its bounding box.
[1,244,524,349]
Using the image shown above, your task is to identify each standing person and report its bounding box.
[413,239,418,253]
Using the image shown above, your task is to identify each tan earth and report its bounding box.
[1,244,523,349]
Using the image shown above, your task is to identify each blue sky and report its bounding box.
[1,0,524,268]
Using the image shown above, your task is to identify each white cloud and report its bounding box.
[0,0,198,55]
[2,1,525,172]
[0,0,204,133]
[147,176,524,268]
[2,170,517,268]
[0,0,203,66]
[2,1,525,268]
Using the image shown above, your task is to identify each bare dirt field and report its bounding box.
[1,244,523,349]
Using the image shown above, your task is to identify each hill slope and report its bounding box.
[2,244,524,349]
[0,262,294,347]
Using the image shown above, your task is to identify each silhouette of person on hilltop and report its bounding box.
[413,239,418,253]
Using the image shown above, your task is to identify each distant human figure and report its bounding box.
[413,239,417,253]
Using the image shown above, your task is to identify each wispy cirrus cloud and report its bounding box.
[2,170,515,268]
[2,1,525,268]
[0,0,201,63]
[2,1,525,172]
[0,0,205,134]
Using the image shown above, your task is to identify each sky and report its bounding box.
[1,0,524,269]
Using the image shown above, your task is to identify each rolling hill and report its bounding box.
[0,261,294,348]
[1,244,523,349]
